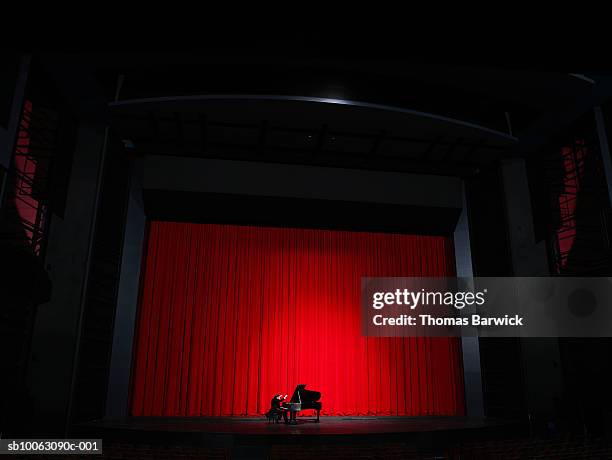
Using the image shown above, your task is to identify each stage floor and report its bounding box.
[76,416,522,442]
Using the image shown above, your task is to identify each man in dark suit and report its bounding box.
[268,393,288,423]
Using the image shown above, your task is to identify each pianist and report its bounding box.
[269,393,288,423]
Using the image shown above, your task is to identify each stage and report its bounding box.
[70,415,609,460]
[74,416,523,448]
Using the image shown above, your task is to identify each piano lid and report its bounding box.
[289,384,321,403]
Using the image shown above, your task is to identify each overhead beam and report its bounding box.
[199,114,208,154]
[147,111,160,144]
[257,120,268,157]
[420,135,442,160]
[115,115,507,152]
[133,143,479,176]
[369,129,386,157]
[313,123,328,158]
[443,137,464,162]
[174,112,184,153]
[462,138,487,162]
[109,94,519,143]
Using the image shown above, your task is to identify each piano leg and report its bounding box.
[315,409,320,423]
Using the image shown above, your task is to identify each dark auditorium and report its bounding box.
[2,49,612,459]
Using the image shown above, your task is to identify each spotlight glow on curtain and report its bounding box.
[130,222,465,416]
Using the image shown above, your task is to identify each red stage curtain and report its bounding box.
[130,222,465,417]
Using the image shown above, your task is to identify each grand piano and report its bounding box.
[282,384,322,423]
